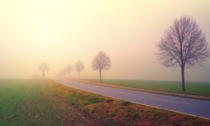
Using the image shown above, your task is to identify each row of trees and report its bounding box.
[38,51,111,82]
[57,60,84,80]
[38,16,209,92]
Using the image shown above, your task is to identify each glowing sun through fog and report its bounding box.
[40,30,49,39]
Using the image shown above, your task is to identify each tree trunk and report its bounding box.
[78,71,80,79]
[69,72,70,80]
[181,66,185,92]
[99,70,101,82]
[180,40,185,92]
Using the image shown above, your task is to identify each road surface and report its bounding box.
[54,79,210,119]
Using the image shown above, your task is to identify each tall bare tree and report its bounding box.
[157,16,209,92]
[92,51,111,82]
[38,63,50,79]
[75,60,84,79]
[65,64,73,80]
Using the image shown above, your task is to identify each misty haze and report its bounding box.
[1,0,210,82]
[1,0,210,126]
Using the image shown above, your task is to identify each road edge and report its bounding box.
[52,79,210,120]
[74,79,210,101]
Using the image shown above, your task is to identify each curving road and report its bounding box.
[54,79,210,119]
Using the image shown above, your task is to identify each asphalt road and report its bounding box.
[54,79,210,119]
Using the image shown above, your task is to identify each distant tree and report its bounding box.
[92,51,111,82]
[75,60,84,79]
[64,64,73,80]
[157,16,209,92]
[57,70,66,78]
[38,63,50,79]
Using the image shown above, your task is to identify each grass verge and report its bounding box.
[82,79,210,100]
[50,80,210,126]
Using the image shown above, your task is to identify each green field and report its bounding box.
[87,79,210,96]
[1,79,210,126]
[0,79,89,126]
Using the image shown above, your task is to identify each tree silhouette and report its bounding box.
[57,70,66,78]
[157,16,209,92]
[64,64,73,80]
[38,63,50,79]
[75,60,84,79]
[92,51,111,82]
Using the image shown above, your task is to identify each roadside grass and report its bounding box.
[0,79,90,126]
[49,80,210,126]
[2,79,210,126]
[86,79,210,96]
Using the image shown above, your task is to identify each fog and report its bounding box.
[0,0,210,81]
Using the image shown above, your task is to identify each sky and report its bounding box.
[0,0,210,81]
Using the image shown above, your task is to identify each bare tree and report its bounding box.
[157,16,209,92]
[38,63,50,79]
[57,70,66,78]
[92,51,111,82]
[75,60,84,79]
[64,64,73,80]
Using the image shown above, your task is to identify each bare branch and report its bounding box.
[65,64,73,73]
[38,63,50,72]
[157,16,209,69]
[157,16,209,92]
[75,60,84,72]
[92,51,111,71]
[75,60,84,79]
[38,63,50,79]
[92,51,111,82]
